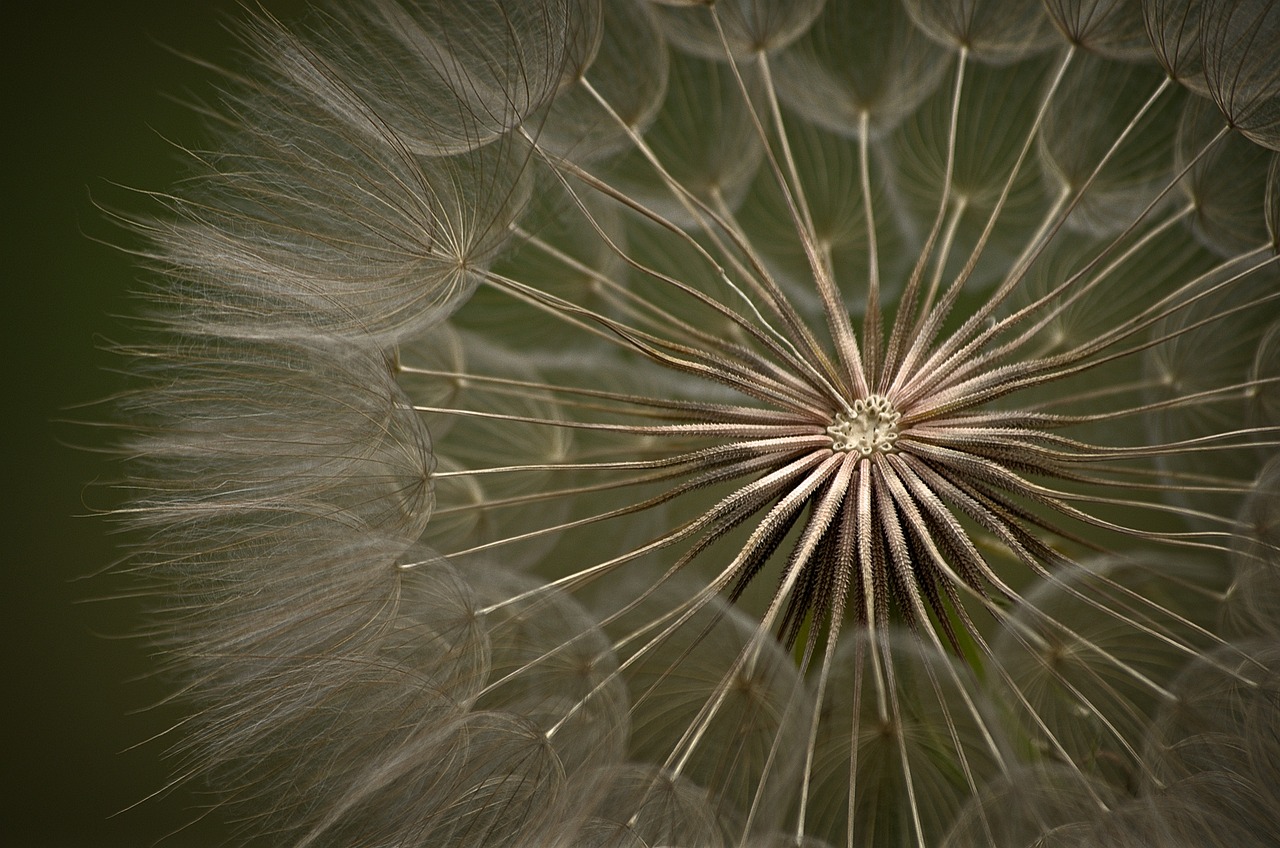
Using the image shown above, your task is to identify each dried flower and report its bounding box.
[116,0,1280,845]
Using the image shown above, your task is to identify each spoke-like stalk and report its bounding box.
[881,47,968,389]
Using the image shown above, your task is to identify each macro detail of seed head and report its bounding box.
[826,396,901,455]
[112,0,1280,846]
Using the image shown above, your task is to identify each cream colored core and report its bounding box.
[827,395,901,456]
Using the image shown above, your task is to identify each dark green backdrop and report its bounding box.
[7,4,305,845]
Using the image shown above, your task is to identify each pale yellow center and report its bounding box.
[827,395,901,456]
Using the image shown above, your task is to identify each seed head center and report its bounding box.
[827,395,901,456]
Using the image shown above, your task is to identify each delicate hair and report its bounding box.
[115,1,1280,846]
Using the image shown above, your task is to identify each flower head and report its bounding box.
[116,0,1280,845]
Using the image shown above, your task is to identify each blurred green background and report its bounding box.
[7,4,304,845]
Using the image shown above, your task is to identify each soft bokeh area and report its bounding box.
[6,5,301,845]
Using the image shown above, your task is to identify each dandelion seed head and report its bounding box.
[109,0,1280,845]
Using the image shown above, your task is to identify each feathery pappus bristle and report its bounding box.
[111,0,1280,845]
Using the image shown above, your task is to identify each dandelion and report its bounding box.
[115,0,1280,846]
